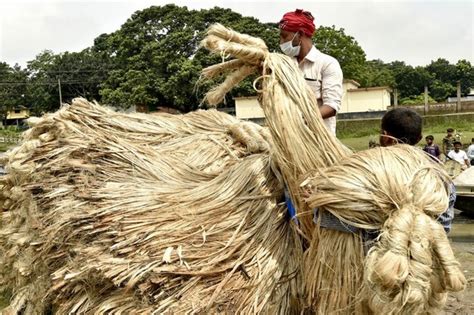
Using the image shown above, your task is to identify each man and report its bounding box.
[448,141,470,169]
[279,9,343,135]
[442,128,455,156]
[467,138,474,166]
[423,135,441,159]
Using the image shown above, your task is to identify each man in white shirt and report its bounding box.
[467,138,474,166]
[448,141,470,169]
[279,9,343,135]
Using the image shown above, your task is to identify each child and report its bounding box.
[423,135,441,159]
[448,141,470,169]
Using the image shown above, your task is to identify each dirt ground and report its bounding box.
[445,241,474,314]
[444,209,474,315]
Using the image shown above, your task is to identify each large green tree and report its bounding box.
[0,62,28,123]
[313,26,366,82]
[97,5,279,111]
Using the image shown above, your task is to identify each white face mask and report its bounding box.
[280,33,300,57]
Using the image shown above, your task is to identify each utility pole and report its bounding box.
[58,77,63,106]
[456,81,461,113]
[393,88,398,107]
[424,85,429,115]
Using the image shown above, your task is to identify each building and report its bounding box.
[5,106,30,126]
[447,88,474,103]
[233,80,391,122]
[340,80,391,114]
[234,96,265,124]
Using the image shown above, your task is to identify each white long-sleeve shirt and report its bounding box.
[296,46,343,135]
[467,144,474,161]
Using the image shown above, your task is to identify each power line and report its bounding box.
[0,81,103,85]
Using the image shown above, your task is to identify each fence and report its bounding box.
[0,136,21,144]
[388,100,474,115]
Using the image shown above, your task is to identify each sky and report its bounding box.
[0,0,472,68]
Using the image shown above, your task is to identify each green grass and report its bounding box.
[337,112,474,151]
[337,112,474,139]
[340,131,474,152]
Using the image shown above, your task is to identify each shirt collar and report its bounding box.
[303,46,319,63]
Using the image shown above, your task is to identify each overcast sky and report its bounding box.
[0,0,472,68]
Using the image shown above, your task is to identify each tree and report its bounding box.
[26,49,110,113]
[455,59,474,96]
[390,64,433,99]
[0,62,28,124]
[358,59,395,87]
[313,26,366,82]
[96,5,280,111]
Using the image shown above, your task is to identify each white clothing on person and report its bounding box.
[296,46,343,135]
[448,149,469,165]
[467,144,474,161]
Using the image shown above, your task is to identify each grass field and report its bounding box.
[341,131,474,152]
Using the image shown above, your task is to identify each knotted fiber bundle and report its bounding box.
[201,24,465,314]
[0,99,303,313]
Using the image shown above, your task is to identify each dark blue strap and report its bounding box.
[284,188,299,224]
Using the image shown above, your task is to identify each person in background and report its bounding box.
[467,138,474,166]
[279,9,343,136]
[448,141,470,169]
[423,135,441,159]
[442,128,455,156]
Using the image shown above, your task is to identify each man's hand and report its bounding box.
[319,105,336,119]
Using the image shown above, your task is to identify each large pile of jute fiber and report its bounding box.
[0,23,466,315]
[201,24,466,314]
[0,99,303,314]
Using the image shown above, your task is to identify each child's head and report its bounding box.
[453,141,462,152]
[447,128,454,137]
[425,135,434,145]
[380,108,422,147]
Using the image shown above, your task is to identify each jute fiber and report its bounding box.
[201,24,465,314]
[0,99,303,314]
[0,24,466,314]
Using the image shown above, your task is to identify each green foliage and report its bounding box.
[337,113,474,140]
[425,58,474,101]
[0,4,472,114]
[314,26,366,81]
[399,93,436,105]
[0,62,28,122]
[97,4,279,111]
[358,59,395,87]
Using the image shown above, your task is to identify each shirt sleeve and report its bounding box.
[468,146,474,159]
[435,145,440,156]
[321,59,343,112]
[462,151,469,160]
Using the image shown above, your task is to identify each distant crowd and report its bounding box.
[423,128,473,169]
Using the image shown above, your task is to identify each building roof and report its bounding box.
[343,79,360,87]
[347,86,392,92]
[233,96,259,100]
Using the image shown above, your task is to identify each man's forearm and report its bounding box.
[320,105,336,119]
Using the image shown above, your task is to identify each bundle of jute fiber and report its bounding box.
[304,145,466,314]
[201,24,465,314]
[0,98,303,313]
[201,23,351,241]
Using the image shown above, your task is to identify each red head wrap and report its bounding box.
[279,9,315,37]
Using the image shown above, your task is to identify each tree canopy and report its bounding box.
[0,4,472,117]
